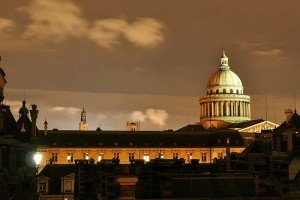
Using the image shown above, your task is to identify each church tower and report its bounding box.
[199,51,251,129]
[79,107,88,131]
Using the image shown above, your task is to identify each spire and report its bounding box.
[19,98,29,117]
[219,50,230,70]
[79,107,88,131]
[81,107,86,123]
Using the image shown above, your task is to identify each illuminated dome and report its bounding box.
[207,69,242,87]
[199,51,251,129]
[206,51,243,95]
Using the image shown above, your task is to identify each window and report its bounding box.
[201,153,207,162]
[83,153,89,160]
[64,181,73,193]
[230,89,233,94]
[158,152,164,159]
[51,153,58,162]
[143,153,150,162]
[67,153,73,162]
[217,152,223,159]
[98,153,104,161]
[114,152,119,159]
[39,182,46,193]
[173,152,178,159]
[187,153,193,163]
[216,89,219,94]
[236,89,239,94]
[129,152,134,161]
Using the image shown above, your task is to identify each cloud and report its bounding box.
[130,110,147,122]
[146,109,169,127]
[96,113,107,119]
[235,40,266,49]
[253,48,283,56]
[19,0,88,42]
[130,109,169,127]
[3,99,22,114]
[89,18,164,48]
[89,19,127,48]
[16,0,164,48]
[0,18,14,32]
[51,106,81,115]
[122,18,164,48]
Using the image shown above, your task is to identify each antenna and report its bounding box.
[265,95,268,122]
[294,89,297,113]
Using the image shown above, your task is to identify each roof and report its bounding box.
[207,68,242,88]
[0,104,18,135]
[37,130,245,148]
[175,124,205,132]
[227,119,265,129]
[277,112,300,131]
[241,138,273,155]
[38,164,75,194]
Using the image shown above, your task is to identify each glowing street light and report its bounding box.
[34,152,42,166]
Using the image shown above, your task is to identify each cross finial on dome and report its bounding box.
[220,50,229,69]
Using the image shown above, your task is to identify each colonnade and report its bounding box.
[200,100,250,118]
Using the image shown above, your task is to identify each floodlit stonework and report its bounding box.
[200,51,251,129]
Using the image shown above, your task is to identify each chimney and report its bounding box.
[44,119,48,136]
[226,138,231,171]
[30,104,39,137]
[285,109,293,123]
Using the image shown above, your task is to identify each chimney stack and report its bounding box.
[30,104,39,137]
[226,138,231,171]
[44,119,48,136]
[285,109,293,123]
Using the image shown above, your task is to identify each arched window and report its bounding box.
[216,89,219,94]
[223,89,226,94]
[210,90,212,95]
[236,90,239,94]
[230,89,233,94]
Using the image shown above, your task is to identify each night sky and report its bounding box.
[0,0,299,130]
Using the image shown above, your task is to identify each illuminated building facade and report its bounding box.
[36,130,245,172]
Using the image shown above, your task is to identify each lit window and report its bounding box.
[187,153,193,163]
[143,153,150,162]
[159,152,164,159]
[98,153,104,161]
[83,153,89,160]
[67,153,73,162]
[201,153,207,162]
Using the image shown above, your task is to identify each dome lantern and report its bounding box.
[220,50,229,70]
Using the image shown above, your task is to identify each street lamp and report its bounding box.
[34,152,42,166]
